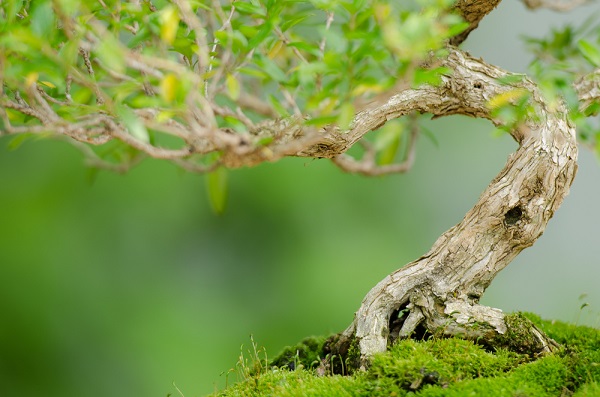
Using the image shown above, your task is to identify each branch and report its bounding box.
[332,115,419,176]
[575,68,600,112]
[449,0,503,46]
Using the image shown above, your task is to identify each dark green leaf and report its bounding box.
[248,21,273,49]
[583,101,600,117]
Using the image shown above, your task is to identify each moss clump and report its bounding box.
[212,313,600,397]
[269,336,327,370]
[484,312,555,355]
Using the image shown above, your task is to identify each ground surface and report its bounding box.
[212,313,600,397]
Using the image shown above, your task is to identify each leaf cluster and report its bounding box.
[523,17,600,153]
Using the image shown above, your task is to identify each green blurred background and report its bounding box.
[1,2,599,396]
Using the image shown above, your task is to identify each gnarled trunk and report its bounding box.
[326,48,578,365]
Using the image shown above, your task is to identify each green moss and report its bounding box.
[269,336,327,371]
[212,314,600,397]
[486,312,552,355]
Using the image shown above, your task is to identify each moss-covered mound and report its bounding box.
[212,313,600,397]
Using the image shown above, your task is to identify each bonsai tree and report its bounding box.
[1,0,598,367]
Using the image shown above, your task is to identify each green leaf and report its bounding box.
[248,21,273,49]
[496,74,527,85]
[446,21,470,38]
[583,101,600,117]
[206,167,228,214]
[304,115,337,127]
[256,136,274,146]
[288,41,321,56]
[578,39,600,67]
[95,34,126,74]
[281,14,310,32]
[337,103,355,130]
[1,0,24,25]
[30,2,55,38]
[412,67,450,87]
[116,105,149,143]
[226,74,240,100]
[233,1,265,16]
[268,94,290,117]
[376,121,403,165]
[7,133,34,151]
[256,55,287,82]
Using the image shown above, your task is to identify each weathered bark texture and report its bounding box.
[326,48,578,364]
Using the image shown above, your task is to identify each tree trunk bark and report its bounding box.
[326,48,578,366]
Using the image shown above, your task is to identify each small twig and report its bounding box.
[65,75,73,102]
[206,3,236,98]
[107,122,193,159]
[14,91,27,106]
[275,27,308,64]
[282,89,302,116]
[172,0,212,72]
[143,0,158,12]
[332,114,419,176]
[29,84,60,122]
[316,11,335,91]
[236,93,279,118]
[37,86,71,106]
[0,105,13,134]
[69,139,142,173]
[319,11,335,55]
[79,48,105,105]
[3,100,47,123]
[522,0,593,10]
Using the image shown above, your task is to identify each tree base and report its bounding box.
[323,312,559,374]
[219,313,599,397]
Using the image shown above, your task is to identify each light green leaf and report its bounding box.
[95,34,126,74]
[496,74,527,85]
[116,105,149,143]
[376,120,403,165]
[256,55,286,82]
[233,1,265,16]
[226,74,240,100]
[268,94,289,117]
[337,103,355,131]
[412,67,450,87]
[248,21,273,49]
[8,133,34,151]
[30,2,55,38]
[578,39,600,67]
[206,167,228,214]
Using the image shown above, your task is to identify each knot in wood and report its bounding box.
[504,206,523,226]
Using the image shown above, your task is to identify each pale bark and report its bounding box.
[327,48,578,363]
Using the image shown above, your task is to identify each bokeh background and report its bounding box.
[1,2,599,396]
